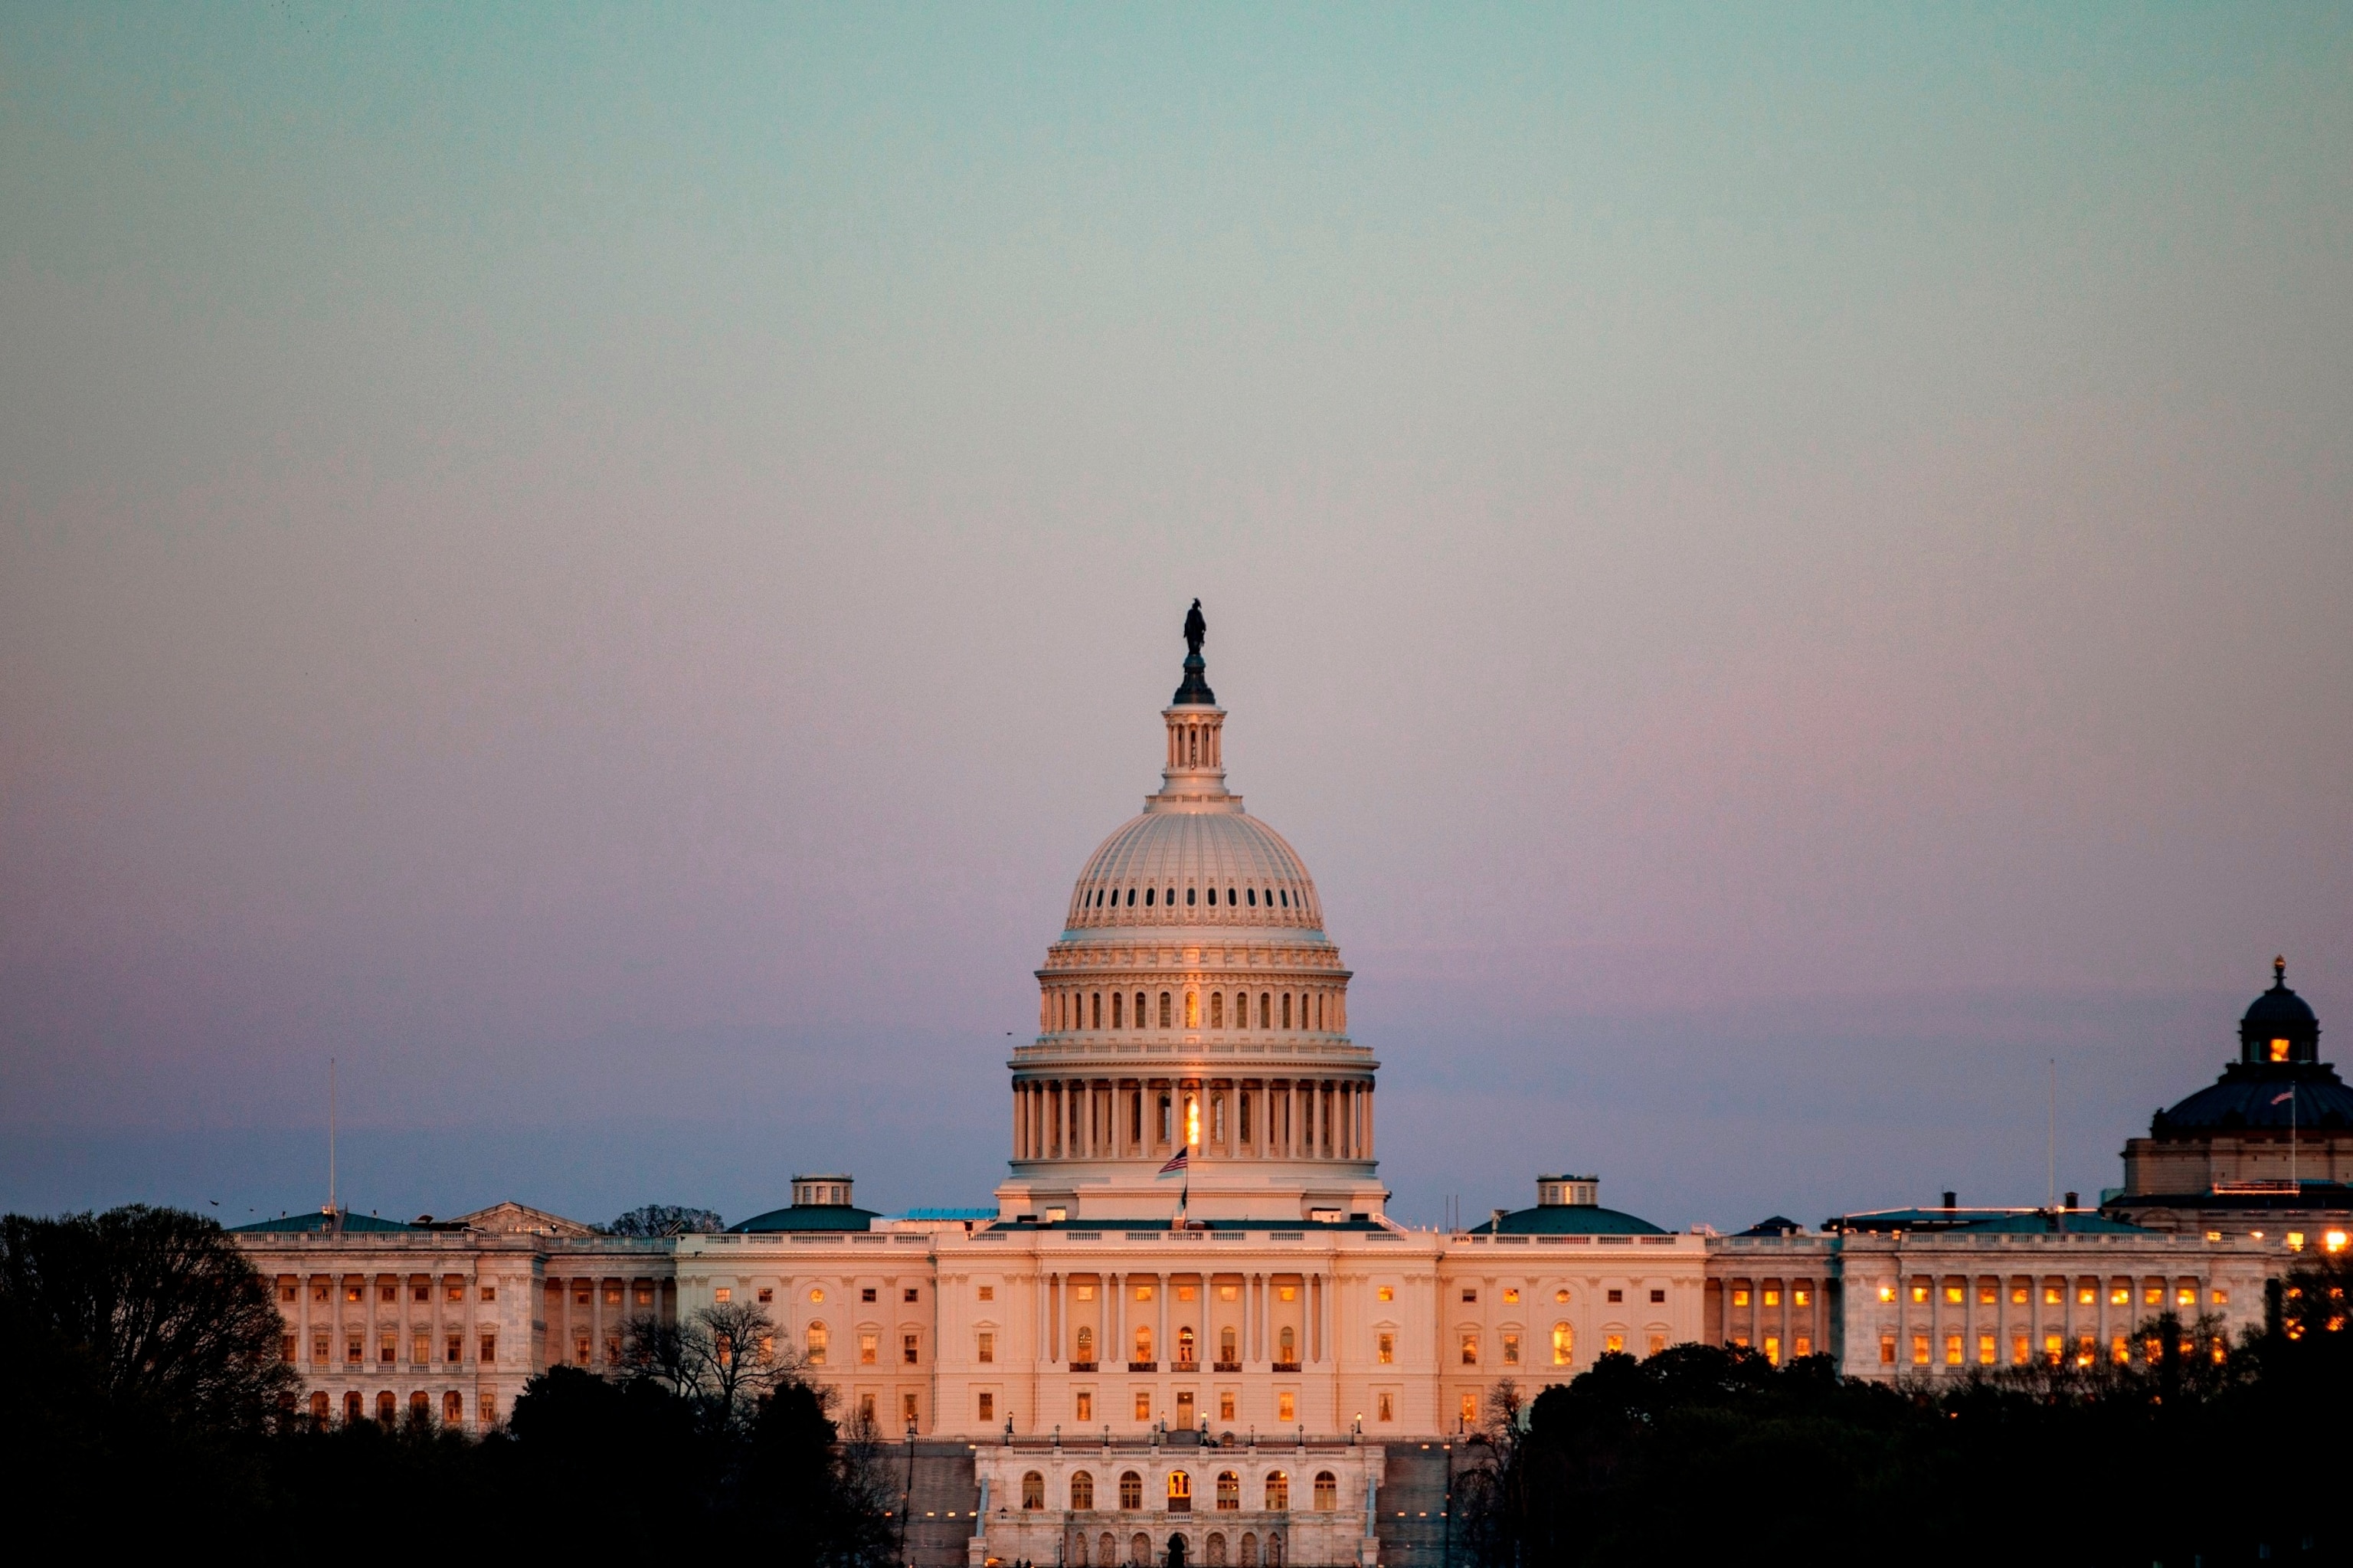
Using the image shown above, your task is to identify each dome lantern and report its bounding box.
[2239,955,2322,1066]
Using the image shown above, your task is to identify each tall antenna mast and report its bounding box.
[2045,1059,2057,1212]
[328,1056,338,1214]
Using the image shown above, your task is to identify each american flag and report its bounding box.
[1159,1147,1190,1175]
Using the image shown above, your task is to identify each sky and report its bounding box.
[4,3,2349,1233]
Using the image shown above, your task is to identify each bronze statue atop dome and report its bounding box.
[1173,597,1216,705]
[1183,598,1206,658]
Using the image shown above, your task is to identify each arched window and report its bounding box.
[375,1390,396,1423]
[1216,1471,1240,1510]
[1264,1471,1289,1511]
[1267,1532,1283,1567]
[1226,887,1236,907]
[443,1390,463,1424]
[1210,992,1223,1029]
[1146,887,1155,906]
[1278,1326,1295,1362]
[1093,992,1102,1028]
[806,1323,829,1364]
[1135,1325,1154,1363]
[343,1390,362,1424]
[1102,1535,1118,1567]
[1076,1534,1091,1566]
[1552,1323,1572,1365]
[1207,1533,1228,1566]
[1023,1471,1046,1510]
[1312,1473,1337,1511]
[1247,888,1256,906]
[1186,885,1196,906]
[1177,1326,1196,1364]
[409,1390,430,1419]
[1120,1471,1144,1510]
[1072,1471,1096,1511]
[1127,887,1136,906]
[1160,992,1172,1027]
[1186,990,1199,1027]
[1219,1326,1237,1363]
[1240,1534,1258,1566]
[1075,1325,1095,1361]
[1113,993,1124,1028]
[1134,992,1147,1030]
[1168,1471,1192,1511]
[1259,992,1271,1027]
[1282,994,1291,1029]
[1131,1534,1151,1566]
[1280,889,1289,907]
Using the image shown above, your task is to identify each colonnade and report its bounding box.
[1039,1269,1337,1370]
[1041,985,1345,1036]
[1013,1076,1374,1164]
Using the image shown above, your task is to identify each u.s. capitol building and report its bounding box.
[232,610,2350,1568]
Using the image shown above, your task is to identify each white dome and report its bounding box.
[1065,809,1324,931]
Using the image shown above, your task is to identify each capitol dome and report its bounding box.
[997,601,1383,1226]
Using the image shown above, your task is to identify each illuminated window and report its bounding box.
[2044,1334,2063,1363]
[1216,1471,1240,1511]
[1377,1391,1395,1422]
[1460,1333,1478,1366]
[1135,1391,1152,1422]
[2177,1285,2196,1307]
[2011,1284,2028,1304]
[1376,1286,1393,1302]
[1792,1288,1809,1307]
[1912,1334,1930,1366]
[810,1288,824,1303]
[1377,1332,1395,1364]
[1944,1284,1962,1305]
[1552,1324,1573,1364]
[1220,1390,1236,1421]
[2109,1286,2129,1306]
[1278,1327,1294,1362]
[1762,1336,1780,1365]
[2011,1335,2029,1365]
[1764,1288,1781,1307]
[1502,1332,1521,1365]
[1911,1282,1929,1304]
[1167,1471,1191,1511]
[859,1331,878,1366]
[1278,1391,1295,1422]
[1978,1282,1996,1305]
[1502,1288,1520,1304]
[2078,1286,2096,1306]
[2109,1336,2129,1364]
[1313,1473,1337,1511]
[1944,1334,1962,1366]
[714,1287,731,1304]
[2270,1038,2291,1062]
[1459,1393,1478,1425]
[806,1324,829,1363]
[2288,1232,2306,1252]
[2044,1284,2061,1305]
[1137,1327,1154,1362]
[2213,1288,2230,1305]
[1222,1327,1238,1363]
[1605,1332,1625,1354]
[1877,1284,1896,1304]
[1648,1334,1667,1357]
[1733,1288,1750,1308]
[1075,1326,1096,1361]
[1879,1334,1896,1365]
[1264,1472,1289,1511]
[2328,1231,2350,1254]
[1978,1334,1995,1366]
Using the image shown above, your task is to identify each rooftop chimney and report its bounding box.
[1942,1190,1957,1211]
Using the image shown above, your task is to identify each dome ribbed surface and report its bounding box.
[1065,811,1324,931]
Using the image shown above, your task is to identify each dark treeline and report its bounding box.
[0,1205,898,1554]
[1454,1256,2353,1567]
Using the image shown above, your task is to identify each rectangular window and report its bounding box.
[604,1285,621,1306]
[1609,1288,1625,1304]
[1377,1331,1395,1364]
[862,1288,877,1303]
[2213,1288,2230,1305]
[1912,1334,1930,1366]
[1502,1287,1520,1303]
[2044,1334,2063,1363]
[1978,1334,1996,1366]
[1458,1393,1476,1425]
[715,1287,731,1303]
[446,1334,461,1363]
[1075,1390,1094,1422]
[1219,1390,1236,1422]
[635,1285,652,1306]
[2044,1284,2062,1305]
[2012,1335,2030,1365]
[1648,1334,1667,1357]
[379,1334,396,1364]
[2011,1284,2028,1304]
[1502,1333,1520,1365]
[977,1392,994,1423]
[2177,1286,2196,1307]
[1175,1390,1195,1426]
[1277,1390,1295,1422]
[758,1287,774,1304]
[1461,1288,1477,1303]
[1376,1286,1393,1302]
[1910,1282,1929,1304]
[1943,1283,1962,1305]
[1978,1282,1996,1305]
[1944,1334,1962,1366]
[903,1393,919,1426]
[1135,1390,1152,1421]
[313,1335,329,1364]
[281,1334,297,1361]
[1879,1334,1896,1365]
[977,1332,994,1363]
[1377,1391,1395,1422]
[480,1333,496,1363]
[574,1334,591,1366]
[1792,1335,1811,1358]
[905,1287,920,1303]
[413,1333,430,1364]
[1763,1288,1781,1307]
[1460,1334,1478,1366]
[903,1333,919,1364]
[1762,1336,1780,1364]
[1652,1288,1668,1304]
[859,1392,875,1425]
[1605,1333,1624,1355]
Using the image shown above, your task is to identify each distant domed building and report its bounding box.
[2107,959,2353,1230]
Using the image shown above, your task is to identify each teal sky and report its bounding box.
[5,5,2349,1229]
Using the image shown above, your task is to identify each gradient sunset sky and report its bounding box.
[4,4,2348,1230]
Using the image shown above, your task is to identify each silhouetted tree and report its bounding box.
[607,1203,724,1236]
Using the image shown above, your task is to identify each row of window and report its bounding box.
[1069,1324,1298,1365]
[1064,1389,1304,1425]
[280,1278,497,1304]
[1870,1278,2221,1308]
[286,1332,497,1365]
[296,1389,489,1426]
[1082,885,1301,913]
[1023,1469,1338,1513]
[1876,1329,2233,1368]
[1047,989,1337,1033]
[711,1285,921,1305]
[1073,1530,1278,1567]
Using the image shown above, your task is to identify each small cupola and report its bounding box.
[2239,957,2322,1066]
[791,1174,855,1208]
[1536,1174,1599,1208]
